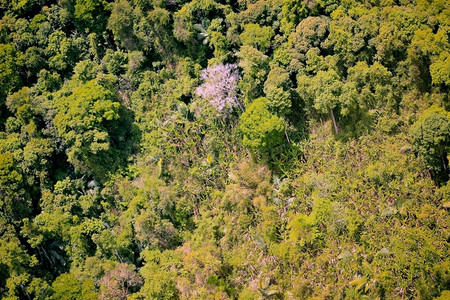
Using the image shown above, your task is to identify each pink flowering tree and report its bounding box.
[195,63,243,117]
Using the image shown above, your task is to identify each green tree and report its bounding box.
[107,0,138,50]
[52,274,83,300]
[289,16,330,63]
[135,7,175,58]
[138,250,180,299]
[0,152,29,221]
[238,0,283,29]
[374,6,420,68]
[239,23,274,53]
[237,45,269,104]
[103,50,127,76]
[21,46,46,82]
[410,105,450,177]
[53,79,127,179]
[0,44,22,117]
[407,27,449,91]
[44,30,81,73]
[239,97,285,154]
[346,61,393,111]
[0,217,37,298]
[74,0,109,34]
[297,70,343,134]
[206,18,229,64]
[430,52,450,87]
[52,273,97,300]
[327,9,367,69]
[173,0,223,59]
[263,66,292,116]
[21,137,54,187]
[281,0,310,34]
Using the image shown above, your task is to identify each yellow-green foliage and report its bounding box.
[410,105,450,173]
[0,0,449,299]
[240,97,285,153]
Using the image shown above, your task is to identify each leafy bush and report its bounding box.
[410,105,450,178]
[239,97,285,154]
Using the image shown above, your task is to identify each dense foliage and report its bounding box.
[0,0,449,299]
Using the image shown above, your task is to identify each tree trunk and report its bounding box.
[284,128,291,144]
[442,151,448,170]
[330,108,339,134]
[236,99,245,112]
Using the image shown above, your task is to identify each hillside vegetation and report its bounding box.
[0,0,449,299]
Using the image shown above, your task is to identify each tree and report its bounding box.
[73,59,97,83]
[0,217,37,298]
[139,250,180,299]
[237,45,269,103]
[206,18,230,64]
[52,274,83,300]
[281,0,310,34]
[195,63,242,117]
[103,50,127,76]
[407,27,449,91]
[239,23,274,53]
[374,6,419,69]
[53,79,125,179]
[27,277,52,300]
[239,97,285,153]
[346,61,394,111]
[173,0,223,59]
[238,0,284,30]
[264,66,292,116]
[21,46,46,82]
[289,16,330,63]
[430,52,450,88]
[44,30,79,73]
[136,7,176,58]
[327,9,369,69]
[0,152,29,221]
[297,70,343,134]
[0,44,22,112]
[74,0,109,34]
[107,0,138,50]
[410,105,450,177]
[21,137,54,187]
[99,263,142,300]
[52,273,97,300]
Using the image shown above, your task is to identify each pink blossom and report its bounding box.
[196,63,243,117]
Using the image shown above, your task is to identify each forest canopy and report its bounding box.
[0,0,449,299]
